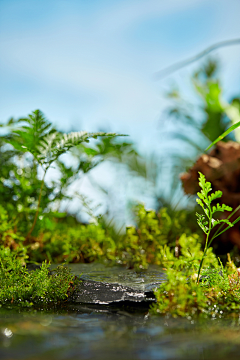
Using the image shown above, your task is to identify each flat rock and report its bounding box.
[52,263,166,304]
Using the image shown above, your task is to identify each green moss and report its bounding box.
[151,257,240,318]
[0,247,78,305]
[151,268,208,318]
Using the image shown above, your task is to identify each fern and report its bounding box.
[9,110,53,160]
[196,172,240,283]
[7,110,124,237]
[37,130,119,167]
[9,110,120,169]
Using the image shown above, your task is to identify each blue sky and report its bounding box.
[0,0,240,221]
[1,0,240,135]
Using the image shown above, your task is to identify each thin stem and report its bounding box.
[197,209,212,283]
[198,209,240,283]
[26,169,47,240]
[197,246,208,284]
[197,232,209,284]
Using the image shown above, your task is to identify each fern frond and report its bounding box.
[36,130,60,166]
[9,110,52,158]
[37,130,123,167]
[8,109,125,169]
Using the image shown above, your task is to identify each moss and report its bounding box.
[151,268,208,318]
[151,258,240,318]
[0,247,78,305]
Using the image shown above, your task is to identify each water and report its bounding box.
[1,263,240,359]
[1,305,240,360]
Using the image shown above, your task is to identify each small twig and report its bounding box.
[154,38,240,80]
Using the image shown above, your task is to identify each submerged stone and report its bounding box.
[55,263,166,304]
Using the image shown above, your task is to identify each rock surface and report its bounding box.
[52,263,166,304]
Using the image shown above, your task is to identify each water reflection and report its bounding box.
[1,305,240,359]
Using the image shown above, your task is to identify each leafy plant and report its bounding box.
[7,110,123,238]
[196,172,240,282]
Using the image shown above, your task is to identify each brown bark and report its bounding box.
[180,141,240,250]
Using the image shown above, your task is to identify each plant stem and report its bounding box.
[197,233,209,284]
[197,210,212,284]
[26,169,47,240]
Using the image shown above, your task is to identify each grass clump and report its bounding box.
[0,247,78,305]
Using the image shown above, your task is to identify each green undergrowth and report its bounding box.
[0,247,78,306]
[151,255,240,318]
[151,172,240,319]
[2,171,240,316]
[8,204,201,270]
[2,199,240,317]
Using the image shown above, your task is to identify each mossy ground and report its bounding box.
[1,202,240,316]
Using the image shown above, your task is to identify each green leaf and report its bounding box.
[197,192,205,201]
[196,198,204,209]
[212,203,232,214]
[212,218,234,229]
[203,208,209,218]
[196,213,208,234]
[9,110,53,159]
[209,190,222,203]
[198,172,212,195]
[205,121,240,151]
[37,130,124,167]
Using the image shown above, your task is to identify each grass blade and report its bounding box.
[205,121,240,151]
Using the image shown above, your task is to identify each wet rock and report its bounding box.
[56,263,166,305]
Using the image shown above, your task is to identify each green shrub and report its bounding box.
[117,205,197,270]
[46,222,116,263]
[26,205,205,270]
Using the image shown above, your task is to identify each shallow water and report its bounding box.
[2,263,240,360]
[2,303,240,359]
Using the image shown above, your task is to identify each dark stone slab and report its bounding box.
[73,280,156,304]
[53,263,166,305]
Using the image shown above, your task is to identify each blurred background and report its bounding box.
[0,0,240,225]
